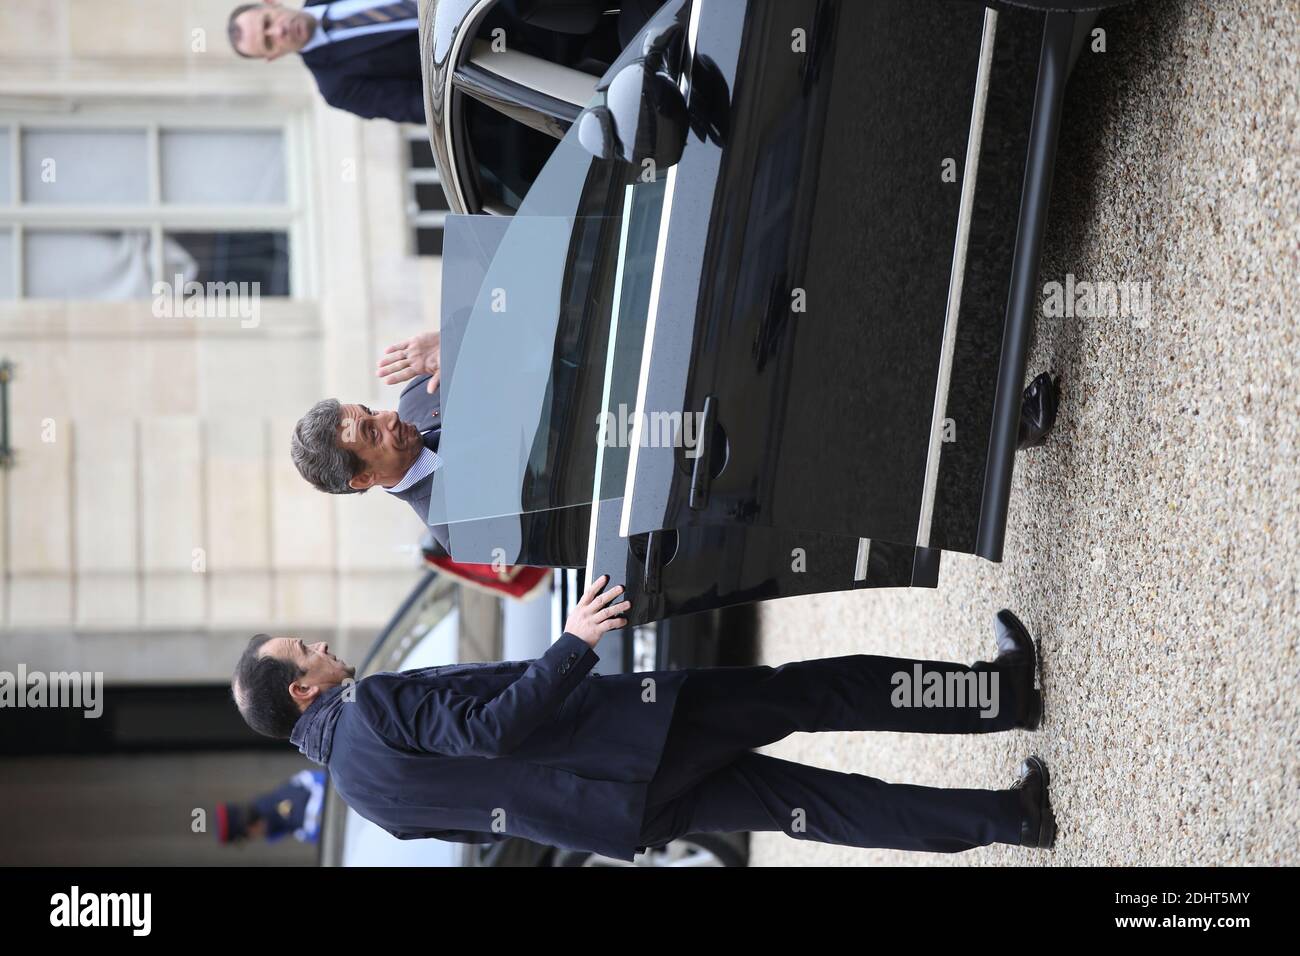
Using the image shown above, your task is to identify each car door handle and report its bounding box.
[631,529,678,596]
[688,395,719,511]
[642,530,664,595]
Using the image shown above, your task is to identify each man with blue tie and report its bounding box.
[227,0,425,124]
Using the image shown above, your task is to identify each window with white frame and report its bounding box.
[404,127,449,257]
[0,117,306,301]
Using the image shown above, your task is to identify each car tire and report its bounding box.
[552,833,748,867]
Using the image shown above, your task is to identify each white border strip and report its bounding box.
[619,164,676,536]
[619,0,703,537]
[915,8,998,549]
[585,184,639,588]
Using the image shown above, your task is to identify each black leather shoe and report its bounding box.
[1017,371,1060,450]
[1013,755,1056,848]
[993,609,1042,730]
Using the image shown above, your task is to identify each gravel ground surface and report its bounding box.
[749,0,1299,866]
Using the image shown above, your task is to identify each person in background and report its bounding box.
[227,0,425,123]
[216,769,328,845]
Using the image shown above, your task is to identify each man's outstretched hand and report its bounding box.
[564,574,631,649]
[377,331,441,395]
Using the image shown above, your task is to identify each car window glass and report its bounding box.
[429,127,668,529]
[477,3,620,77]
[459,2,622,212]
[592,176,668,503]
[462,96,557,213]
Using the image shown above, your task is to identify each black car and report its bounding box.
[418,0,1129,623]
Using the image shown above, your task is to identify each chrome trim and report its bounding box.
[586,184,639,588]
[619,0,701,536]
[853,538,871,582]
[916,8,997,549]
[467,39,598,108]
[619,166,678,537]
[429,0,498,214]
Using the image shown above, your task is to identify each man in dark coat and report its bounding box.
[233,574,1058,861]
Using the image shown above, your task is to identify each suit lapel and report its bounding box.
[398,375,441,429]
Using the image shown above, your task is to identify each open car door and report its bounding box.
[431,140,937,622]
[422,0,1097,621]
[616,0,1095,562]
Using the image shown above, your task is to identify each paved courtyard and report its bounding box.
[750,0,1298,866]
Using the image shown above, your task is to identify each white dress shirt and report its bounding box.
[301,0,420,55]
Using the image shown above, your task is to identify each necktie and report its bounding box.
[420,428,443,474]
[325,0,417,31]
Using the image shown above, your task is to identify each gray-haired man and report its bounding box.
[291,332,446,547]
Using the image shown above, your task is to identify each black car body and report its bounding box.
[418,0,1119,623]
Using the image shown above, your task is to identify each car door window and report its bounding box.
[462,96,557,213]
[454,3,618,213]
[479,2,620,78]
[429,127,669,529]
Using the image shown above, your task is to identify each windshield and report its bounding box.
[428,124,669,529]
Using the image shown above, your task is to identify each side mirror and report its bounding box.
[577,0,691,169]
[576,63,688,169]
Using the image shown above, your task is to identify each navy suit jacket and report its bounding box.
[391,374,449,550]
[301,632,689,861]
[299,0,425,124]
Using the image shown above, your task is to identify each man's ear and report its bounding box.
[348,471,375,492]
[288,680,318,708]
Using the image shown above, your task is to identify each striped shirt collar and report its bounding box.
[301,5,329,53]
[384,445,439,495]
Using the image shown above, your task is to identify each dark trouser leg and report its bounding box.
[647,654,1024,807]
[691,654,1022,738]
[640,752,1023,854]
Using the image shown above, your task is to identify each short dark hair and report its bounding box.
[291,399,366,495]
[227,3,262,58]
[233,633,306,739]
